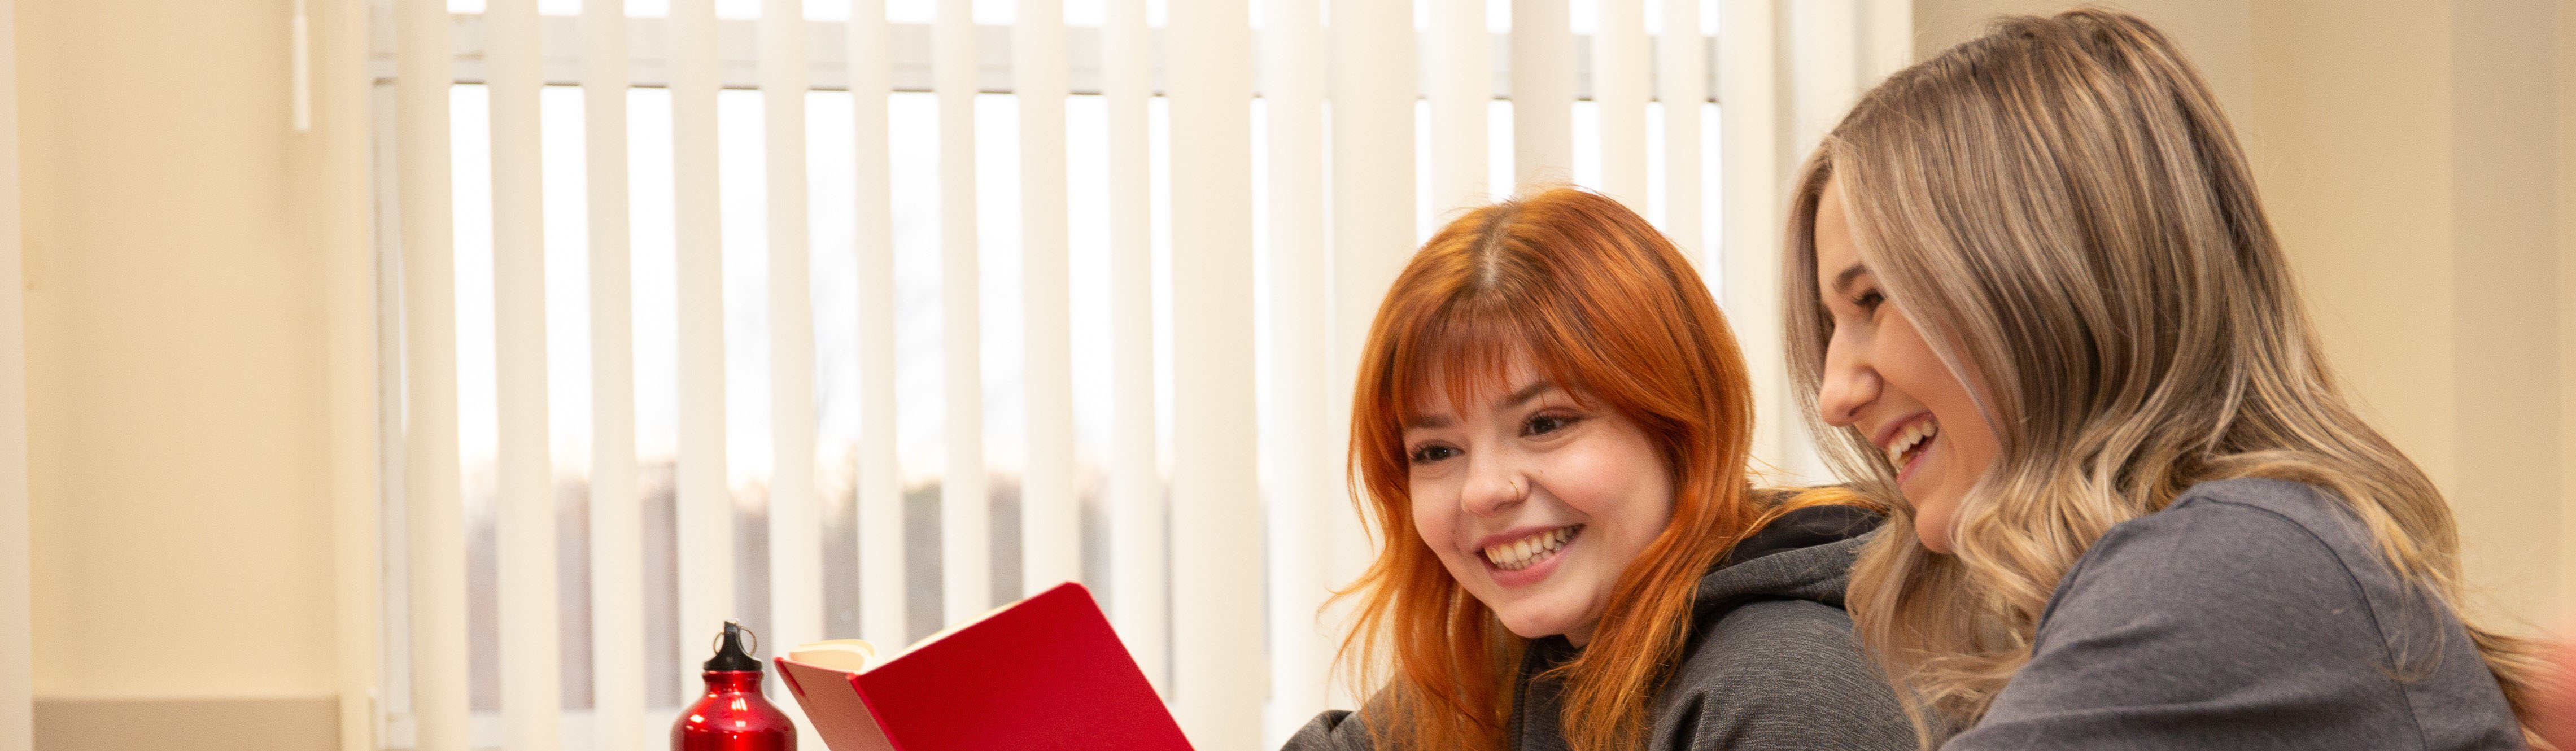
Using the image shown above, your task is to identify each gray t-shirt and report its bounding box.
[1945,478,2525,750]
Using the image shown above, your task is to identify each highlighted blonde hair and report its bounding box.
[1337,187,1871,750]
[1782,10,2544,745]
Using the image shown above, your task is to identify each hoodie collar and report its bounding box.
[1697,503,1883,614]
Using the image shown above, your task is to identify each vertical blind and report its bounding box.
[377,1,1911,749]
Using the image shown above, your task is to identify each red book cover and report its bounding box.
[773,582,1195,751]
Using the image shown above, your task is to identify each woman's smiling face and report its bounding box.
[1809,175,2001,553]
[1403,348,1674,647]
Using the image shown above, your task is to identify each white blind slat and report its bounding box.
[1510,0,1574,191]
[1165,0,1260,743]
[488,1,563,748]
[935,0,990,627]
[1260,0,1334,728]
[759,4,822,748]
[579,0,644,748]
[1658,0,1704,260]
[1791,0,1859,155]
[1593,0,1648,207]
[1767,0,1852,482]
[759,0,822,639]
[670,0,736,678]
[1017,0,1080,596]
[1327,0,1411,676]
[1103,0,1165,695]
[398,0,469,748]
[848,0,907,650]
[1429,0,1488,214]
[1721,0,1799,474]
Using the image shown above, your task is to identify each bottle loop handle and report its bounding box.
[712,623,759,657]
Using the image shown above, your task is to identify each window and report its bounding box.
[366,1,1858,748]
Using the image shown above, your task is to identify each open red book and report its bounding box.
[772,582,1195,751]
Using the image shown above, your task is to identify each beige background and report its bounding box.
[15,0,2574,748]
[19,0,375,748]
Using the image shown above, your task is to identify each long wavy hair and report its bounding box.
[1336,187,1862,750]
[1781,10,2545,745]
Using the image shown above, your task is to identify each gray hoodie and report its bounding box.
[1280,505,1917,751]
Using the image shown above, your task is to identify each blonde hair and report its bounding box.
[1780,9,2545,745]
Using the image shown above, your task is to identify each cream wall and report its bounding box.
[2435,0,2565,631]
[2562,0,2576,615]
[1917,0,2572,627]
[19,0,372,748]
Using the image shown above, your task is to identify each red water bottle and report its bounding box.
[673,621,796,751]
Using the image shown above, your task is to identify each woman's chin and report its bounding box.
[1913,516,1953,553]
[1491,602,1590,642]
[1499,617,1573,641]
[1908,491,1961,554]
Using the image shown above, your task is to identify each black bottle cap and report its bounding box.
[704,620,763,672]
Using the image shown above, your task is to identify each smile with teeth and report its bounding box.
[1884,418,1940,469]
[1483,526,1580,571]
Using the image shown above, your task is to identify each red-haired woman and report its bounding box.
[1281,188,1913,751]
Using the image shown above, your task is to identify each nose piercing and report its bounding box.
[1508,479,1522,496]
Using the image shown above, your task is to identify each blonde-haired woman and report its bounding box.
[1787,10,2540,750]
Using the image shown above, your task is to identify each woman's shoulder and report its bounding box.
[1680,597,1863,674]
[1964,478,2522,749]
[2063,478,2378,603]
[2032,477,2492,705]
[2056,478,2372,614]
[1651,600,1914,750]
[2159,477,2367,540]
[1279,709,1373,751]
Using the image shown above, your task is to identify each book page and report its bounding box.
[774,658,897,751]
[787,639,876,672]
[871,596,1027,666]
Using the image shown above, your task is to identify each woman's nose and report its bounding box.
[1818,347,1880,427]
[1461,460,1527,517]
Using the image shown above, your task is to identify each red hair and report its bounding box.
[1335,189,1849,750]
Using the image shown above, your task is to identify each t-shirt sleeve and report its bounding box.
[1941,499,2423,750]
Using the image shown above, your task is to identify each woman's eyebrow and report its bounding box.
[1831,264,1871,296]
[1404,381,1556,429]
[1494,381,1555,412]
